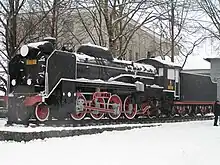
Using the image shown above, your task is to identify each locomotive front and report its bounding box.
[10,38,55,91]
[8,38,55,124]
[8,37,78,124]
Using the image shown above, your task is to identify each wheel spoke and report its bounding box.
[124,96,137,119]
[90,98,105,120]
[108,94,122,120]
[70,93,87,120]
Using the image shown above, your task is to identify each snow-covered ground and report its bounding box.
[0,120,219,165]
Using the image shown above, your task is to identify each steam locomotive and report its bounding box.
[7,37,216,124]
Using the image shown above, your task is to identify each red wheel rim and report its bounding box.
[90,98,105,120]
[35,103,49,122]
[70,93,87,120]
[107,94,122,120]
[124,96,137,119]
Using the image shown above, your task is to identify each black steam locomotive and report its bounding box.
[7,38,216,124]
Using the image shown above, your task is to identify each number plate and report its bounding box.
[26,59,37,65]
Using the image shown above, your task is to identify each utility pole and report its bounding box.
[51,0,58,38]
[171,0,175,62]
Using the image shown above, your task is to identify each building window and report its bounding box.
[135,52,139,60]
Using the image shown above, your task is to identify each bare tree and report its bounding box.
[0,0,25,68]
[73,0,169,58]
[149,0,208,68]
[150,0,191,61]
[0,0,26,94]
[0,0,66,95]
[196,0,220,58]
[196,0,220,40]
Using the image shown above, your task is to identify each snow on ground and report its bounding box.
[0,120,219,165]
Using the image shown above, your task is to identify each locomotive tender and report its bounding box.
[7,38,216,124]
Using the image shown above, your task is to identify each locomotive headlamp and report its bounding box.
[20,44,40,58]
[20,45,29,57]
[11,79,16,86]
[27,79,32,85]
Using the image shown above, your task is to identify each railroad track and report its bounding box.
[1,115,213,142]
[28,115,214,128]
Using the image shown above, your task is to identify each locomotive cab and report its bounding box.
[136,58,181,116]
[136,58,181,101]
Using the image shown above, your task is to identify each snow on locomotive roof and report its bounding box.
[113,58,156,72]
[76,78,163,89]
[149,84,164,89]
[81,42,109,51]
[108,74,155,82]
[133,62,156,72]
[150,57,182,67]
[75,52,94,61]
[113,58,132,65]
[76,78,136,87]
[27,41,48,49]
[77,43,113,61]
[75,53,156,73]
